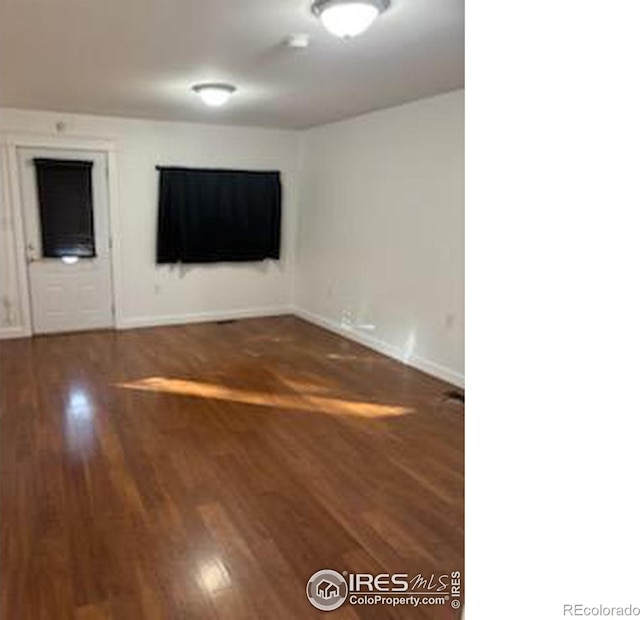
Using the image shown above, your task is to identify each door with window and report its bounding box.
[18,148,114,334]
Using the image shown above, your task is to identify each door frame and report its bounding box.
[1,133,124,336]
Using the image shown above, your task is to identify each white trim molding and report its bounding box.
[294,307,465,388]
[0,326,31,340]
[0,132,122,334]
[119,306,294,330]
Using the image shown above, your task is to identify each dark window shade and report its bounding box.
[156,167,281,264]
[34,159,95,258]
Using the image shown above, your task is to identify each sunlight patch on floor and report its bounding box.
[276,375,332,395]
[116,377,412,418]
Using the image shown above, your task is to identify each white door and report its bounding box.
[18,148,114,334]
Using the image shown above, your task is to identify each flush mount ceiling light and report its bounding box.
[192,83,237,107]
[311,0,390,38]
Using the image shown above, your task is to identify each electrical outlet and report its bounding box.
[341,310,353,328]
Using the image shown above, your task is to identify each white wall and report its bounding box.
[295,90,464,386]
[0,109,301,334]
[0,93,464,386]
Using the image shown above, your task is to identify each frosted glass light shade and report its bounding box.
[312,0,390,38]
[192,83,237,107]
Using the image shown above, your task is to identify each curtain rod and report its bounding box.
[34,158,94,167]
[155,165,280,174]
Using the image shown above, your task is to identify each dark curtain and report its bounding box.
[34,159,95,258]
[156,167,281,264]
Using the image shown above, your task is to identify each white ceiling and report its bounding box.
[0,0,464,129]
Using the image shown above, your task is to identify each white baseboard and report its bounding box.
[293,307,465,388]
[2,306,464,388]
[0,325,31,340]
[119,305,294,330]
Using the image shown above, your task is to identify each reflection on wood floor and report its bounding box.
[0,316,464,619]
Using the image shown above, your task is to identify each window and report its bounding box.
[34,159,96,258]
[156,167,281,264]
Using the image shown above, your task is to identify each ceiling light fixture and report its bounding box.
[311,0,390,38]
[192,83,237,107]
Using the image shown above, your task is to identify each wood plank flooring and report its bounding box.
[0,316,464,619]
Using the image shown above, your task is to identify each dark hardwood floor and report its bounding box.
[0,316,464,619]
